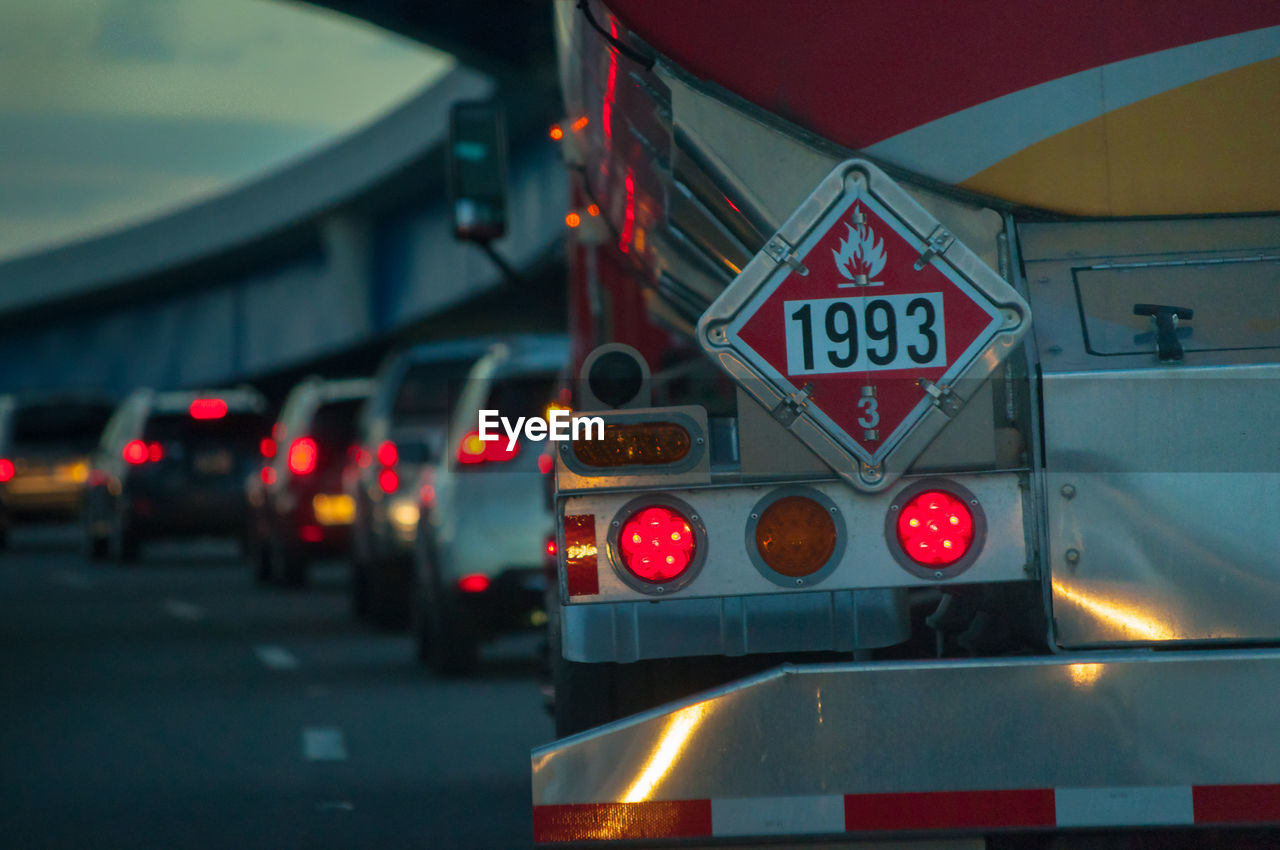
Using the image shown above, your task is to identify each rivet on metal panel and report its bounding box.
[749,513,758,520]
[1065,549,1081,565]
[690,515,699,522]
[795,578,804,586]
[695,437,704,445]
[1060,484,1076,499]
[1001,308,1022,327]
[914,225,954,271]
[860,464,883,484]
[934,571,943,579]
[611,520,620,527]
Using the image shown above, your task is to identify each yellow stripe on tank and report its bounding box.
[960,56,1280,217]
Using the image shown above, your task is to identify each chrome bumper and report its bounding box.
[533,650,1280,842]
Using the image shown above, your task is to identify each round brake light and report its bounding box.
[122,440,149,465]
[288,437,317,475]
[753,494,840,580]
[896,489,975,566]
[615,503,699,587]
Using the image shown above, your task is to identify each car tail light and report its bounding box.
[0,458,13,482]
[299,524,324,543]
[189,398,227,419]
[895,489,976,567]
[378,468,398,493]
[572,422,690,468]
[288,437,317,475]
[260,437,276,458]
[616,504,698,585]
[753,495,839,579]
[261,466,276,485]
[458,574,490,593]
[457,430,519,465]
[376,440,398,467]
[122,440,162,465]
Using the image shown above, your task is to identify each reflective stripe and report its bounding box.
[1054,786,1194,827]
[533,784,1280,843]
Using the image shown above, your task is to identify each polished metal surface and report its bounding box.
[1023,217,1280,645]
[561,471,1029,607]
[697,159,1029,493]
[1043,367,1280,645]
[533,650,1280,804]
[1020,216,1280,373]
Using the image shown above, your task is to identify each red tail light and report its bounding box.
[189,398,227,419]
[376,440,398,467]
[457,574,491,593]
[618,505,697,584]
[261,466,276,485]
[121,441,163,464]
[378,468,399,494]
[896,490,975,566]
[0,459,13,482]
[260,437,276,458]
[456,430,519,465]
[288,437,317,475]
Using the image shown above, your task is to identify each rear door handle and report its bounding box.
[1134,303,1194,363]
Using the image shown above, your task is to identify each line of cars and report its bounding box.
[0,334,567,677]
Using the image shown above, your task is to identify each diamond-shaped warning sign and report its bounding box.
[699,160,1029,491]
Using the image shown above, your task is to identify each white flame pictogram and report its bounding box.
[832,205,886,283]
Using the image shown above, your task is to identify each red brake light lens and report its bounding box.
[896,490,975,566]
[618,505,697,583]
[458,574,490,593]
[0,459,13,482]
[260,437,276,458]
[189,398,227,419]
[376,441,398,467]
[147,442,164,463]
[378,468,399,494]
[122,440,149,464]
[457,431,519,465]
[288,437,317,475]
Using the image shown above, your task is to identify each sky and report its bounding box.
[0,0,454,261]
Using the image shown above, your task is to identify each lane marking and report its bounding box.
[161,599,204,621]
[254,645,300,671]
[302,727,347,762]
[52,571,94,589]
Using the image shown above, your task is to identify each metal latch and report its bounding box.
[914,225,955,271]
[1134,303,1194,363]
[771,382,814,427]
[763,235,809,276]
[917,378,963,417]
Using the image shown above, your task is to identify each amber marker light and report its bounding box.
[548,124,564,140]
[754,496,837,578]
[572,422,690,468]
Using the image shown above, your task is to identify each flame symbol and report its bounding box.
[832,205,886,282]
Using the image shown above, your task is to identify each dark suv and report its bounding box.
[83,388,269,562]
[247,377,371,586]
[0,394,115,547]
[347,338,494,627]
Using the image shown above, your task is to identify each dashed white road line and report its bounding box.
[254,645,300,670]
[160,598,204,621]
[51,571,94,589]
[302,727,348,761]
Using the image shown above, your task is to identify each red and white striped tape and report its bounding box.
[533,784,1280,843]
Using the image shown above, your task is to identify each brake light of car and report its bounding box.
[261,466,276,485]
[616,504,698,585]
[299,524,324,543]
[457,430,519,465]
[122,440,163,465]
[376,441,398,467]
[189,398,228,419]
[287,437,317,475]
[572,421,691,468]
[894,488,977,568]
[260,437,276,458]
[378,468,399,494]
[457,574,490,593]
[0,458,13,482]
